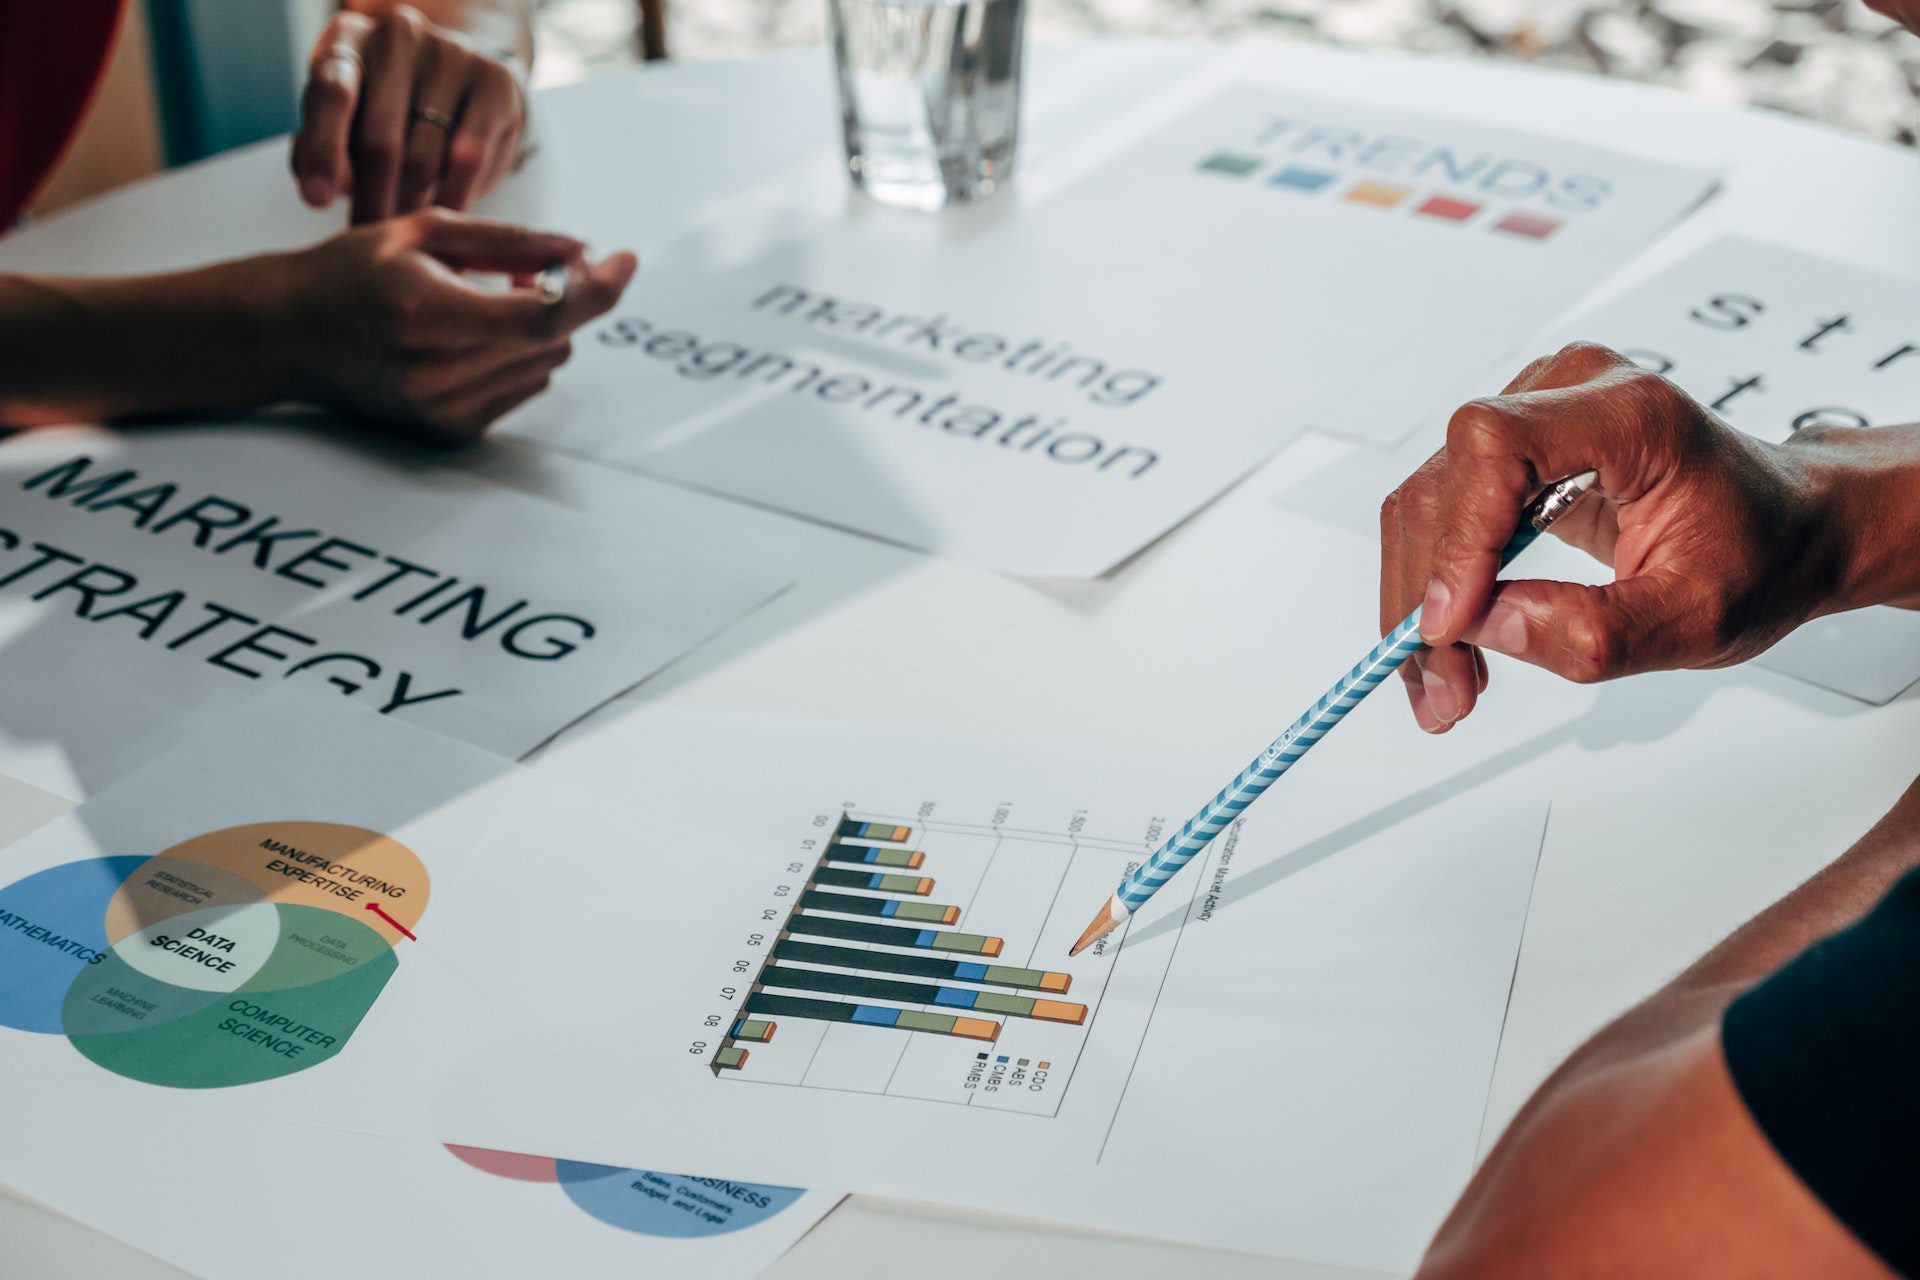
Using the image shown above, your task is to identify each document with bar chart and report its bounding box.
[307,707,1547,1273]
[703,811,1143,1110]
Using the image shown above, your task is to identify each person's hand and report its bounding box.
[274,209,637,442]
[1379,342,1852,732]
[293,6,529,225]
[1864,0,1920,38]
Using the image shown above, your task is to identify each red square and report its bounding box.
[1416,195,1480,221]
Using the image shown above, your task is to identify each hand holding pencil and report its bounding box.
[1069,466,1600,956]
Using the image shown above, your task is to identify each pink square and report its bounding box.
[1493,212,1561,240]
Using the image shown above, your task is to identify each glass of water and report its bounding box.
[827,0,1026,210]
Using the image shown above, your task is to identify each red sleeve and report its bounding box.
[0,0,127,232]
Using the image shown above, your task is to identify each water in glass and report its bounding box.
[828,0,1026,210]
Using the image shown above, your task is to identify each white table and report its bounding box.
[5,38,1920,1280]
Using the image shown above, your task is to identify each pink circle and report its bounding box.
[444,1144,561,1182]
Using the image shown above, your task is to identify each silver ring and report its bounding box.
[318,44,362,75]
[534,265,570,308]
[411,105,457,132]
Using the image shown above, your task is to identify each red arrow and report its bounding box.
[365,901,417,941]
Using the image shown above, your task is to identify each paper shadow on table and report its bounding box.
[1122,667,1874,949]
[0,430,494,815]
[0,412,908,810]
[500,216,1139,574]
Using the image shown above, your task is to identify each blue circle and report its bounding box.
[554,1162,804,1237]
[0,857,146,1033]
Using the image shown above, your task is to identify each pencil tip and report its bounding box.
[1069,905,1118,957]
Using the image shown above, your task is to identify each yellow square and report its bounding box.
[1345,181,1410,208]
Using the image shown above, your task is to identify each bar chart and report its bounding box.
[709,812,1166,1115]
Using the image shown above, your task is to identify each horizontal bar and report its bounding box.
[773,939,1068,993]
[745,992,998,1042]
[924,931,1003,958]
[814,867,934,895]
[888,900,959,924]
[761,964,927,1003]
[761,965,1087,1025]
[824,842,925,869]
[839,820,911,842]
[784,914,1003,956]
[800,889,886,917]
[801,889,958,925]
[732,1019,776,1042]
[899,1010,999,1040]
[975,994,1087,1024]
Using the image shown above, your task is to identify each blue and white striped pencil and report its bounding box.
[1068,470,1599,957]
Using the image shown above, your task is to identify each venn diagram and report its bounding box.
[0,823,803,1240]
[0,820,424,1088]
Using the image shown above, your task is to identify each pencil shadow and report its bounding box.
[1122,669,1843,948]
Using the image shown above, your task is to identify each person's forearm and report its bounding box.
[1787,422,1920,612]
[347,0,534,66]
[0,259,303,429]
[1566,772,1920,1071]
[1425,773,1920,1273]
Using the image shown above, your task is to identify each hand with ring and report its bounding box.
[292,4,532,225]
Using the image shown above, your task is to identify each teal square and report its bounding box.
[1197,152,1263,177]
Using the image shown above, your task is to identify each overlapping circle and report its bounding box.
[0,821,427,1089]
[446,1145,806,1237]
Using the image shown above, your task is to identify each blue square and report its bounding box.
[996,1055,1010,1063]
[1270,166,1336,192]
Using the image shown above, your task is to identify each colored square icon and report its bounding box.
[1269,165,1337,192]
[1344,181,1410,208]
[1198,152,1263,177]
[1493,212,1562,239]
[1416,195,1480,221]
[1038,1061,1051,1070]
[996,1055,1010,1063]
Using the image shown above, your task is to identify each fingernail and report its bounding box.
[1423,664,1462,723]
[1420,580,1452,641]
[301,176,333,207]
[1466,601,1528,657]
[1407,682,1443,734]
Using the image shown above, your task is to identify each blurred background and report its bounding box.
[31,0,1920,223]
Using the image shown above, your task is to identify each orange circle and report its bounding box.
[108,822,430,946]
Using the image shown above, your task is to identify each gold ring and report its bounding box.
[411,106,457,131]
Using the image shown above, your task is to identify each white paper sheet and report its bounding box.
[505,211,1378,579]
[0,686,837,1280]
[501,83,1710,572]
[0,424,790,794]
[1481,238,1920,704]
[306,706,1545,1274]
[1031,83,1719,447]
